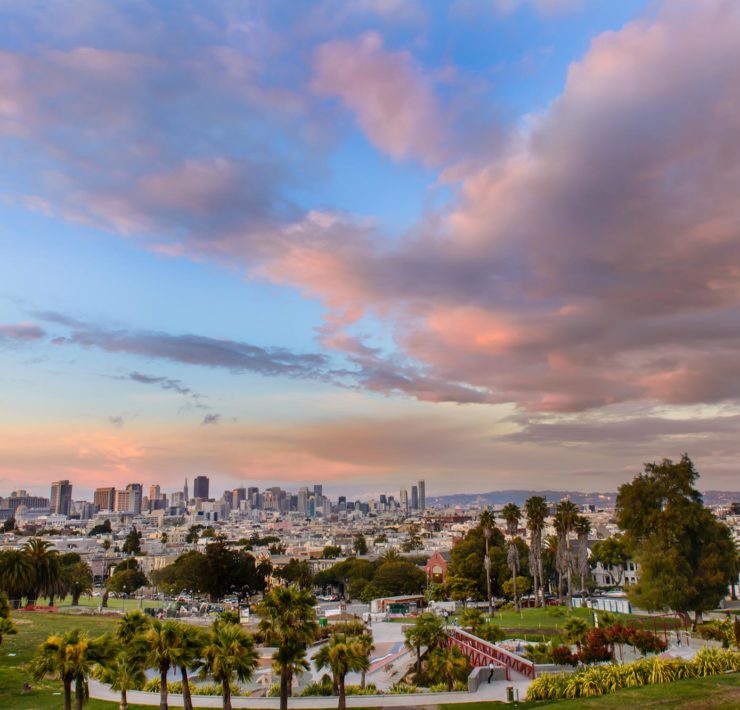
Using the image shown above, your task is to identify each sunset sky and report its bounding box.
[2,0,739,499]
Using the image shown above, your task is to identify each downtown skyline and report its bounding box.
[2,0,740,496]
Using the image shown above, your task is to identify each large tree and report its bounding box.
[553,500,579,605]
[0,549,35,607]
[24,538,63,605]
[616,455,737,628]
[591,535,628,588]
[258,585,318,710]
[403,611,445,676]
[524,496,548,607]
[479,509,496,614]
[143,619,181,710]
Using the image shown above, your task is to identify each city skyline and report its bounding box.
[2,1,740,494]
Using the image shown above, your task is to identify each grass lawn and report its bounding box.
[440,672,740,709]
[34,594,165,612]
[0,611,137,709]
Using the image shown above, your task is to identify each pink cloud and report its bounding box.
[312,32,448,164]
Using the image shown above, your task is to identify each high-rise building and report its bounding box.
[297,487,309,514]
[149,484,161,502]
[193,475,209,500]
[411,485,419,510]
[183,478,189,501]
[232,487,246,507]
[400,488,408,512]
[418,479,426,511]
[94,487,116,511]
[126,483,143,514]
[50,480,72,516]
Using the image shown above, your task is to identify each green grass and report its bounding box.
[440,672,740,709]
[33,595,164,611]
[0,611,142,709]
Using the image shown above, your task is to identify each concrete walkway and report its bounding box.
[89,676,531,707]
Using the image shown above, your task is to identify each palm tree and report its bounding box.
[31,629,114,710]
[24,538,63,605]
[524,496,548,607]
[258,585,318,710]
[143,619,181,710]
[459,607,484,636]
[502,504,522,610]
[65,561,94,606]
[314,633,369,710]
[94,649,147,710]
[426,645,470,691]
[554,501,579,606]
[380,547,401,564]
[199,622,258,710]
[573,516,592,596]
[0,549,35,607]
[479,509,495,615]
[403,612,445,676]
[96,611,150,710]
[563,616,589,653]
[174,623,206,710]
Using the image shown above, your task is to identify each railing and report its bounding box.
[446,626,537,679]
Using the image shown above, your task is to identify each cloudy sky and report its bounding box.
[1,0,739,499]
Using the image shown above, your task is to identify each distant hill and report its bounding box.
[428,489,738,508]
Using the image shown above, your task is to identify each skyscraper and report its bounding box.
[50,480,72,516]
[94,487,116,512]
[193,475,209,499]
[400,488,408,512]
[297,486,309,514]
[183,478,189,501]
[411,485,419,510]
[149,484,161,501]
[418,479,426,511]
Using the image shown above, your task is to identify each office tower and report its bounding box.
[50,480,72,516]
[400,488,408,512]
[126,483,143,514]
[193,475,209,500]
[313,484,323,498]
[94,487,116,511]
[232,487,246,507]
[222,490,233,508]
[183,478,189,501]
[247,486,258,499]
[411,485,419,510]
[379,494,387,510]
[418,479,426,511]
[308,496,316,517]
[149,484,161,502]
[297,487,309,514]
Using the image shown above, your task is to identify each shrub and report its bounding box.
[551,645,578,666]
[579,627,613,665]
[389,683,418,694]
[345,684,378,695]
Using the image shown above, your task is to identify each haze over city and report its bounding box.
[2,0,740,497]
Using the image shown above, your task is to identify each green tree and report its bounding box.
[401,524,423,552]
[322,545,342,559]
[0,548,35,607]
[143,619,181,710]
[2,517,16,532]
[175,623,206,710]
[277,559,314,590]
[64,561,94,606]
[553,500,579,605]
[106,568,148,596]
[459,607,485,635]
[616,455,737,628]
[426,645,470,691]
[258,585,318,710]
[403,612,445,676]
[372,560,426,597]
[31,629,114,710]
[122,526,142,555]
[524,496,548,606]
[314,633,370,710]
[573,516,592,595]
[88,520,112,536]
[0,616,17,645]
[591,535,628,587]
[563,616,590,652]
[24,538,63,605]
[446,524,506,599]
[479,509,495,614]
[199,622,258,710]
[353,534,368,556]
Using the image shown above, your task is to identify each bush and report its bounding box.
[345,684,378,695]
[389,683,418,694]
[551,644,578,666]
[526,649,740,702]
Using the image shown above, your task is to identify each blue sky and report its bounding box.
[2,0,739,498]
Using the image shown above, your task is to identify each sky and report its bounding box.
[1,0,740,500]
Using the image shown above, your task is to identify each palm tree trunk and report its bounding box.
[72,592,81,606]
[566,568,572,608]
[537,541,545,607]
[558,572,563,605]
[160,665,169,710]
[120,688,128,710]
[181,666,193,710]
[485,535,492,616]
[74,675,85,710]
[279,669,289,710]
[63,677,72,710]
[360,668,366,689]
[416,646,421,675]
[338,675,346,710]
[513,572,518,611]
[222,679,232,710]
